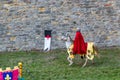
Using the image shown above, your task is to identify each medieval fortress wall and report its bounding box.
[0,0,120,51]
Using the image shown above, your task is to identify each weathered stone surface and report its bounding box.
[0,0,119,51]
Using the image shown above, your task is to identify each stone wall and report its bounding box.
[0,0,120,51]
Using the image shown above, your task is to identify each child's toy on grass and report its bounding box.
[0,62,25,80]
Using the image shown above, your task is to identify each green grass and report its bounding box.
[0,48,120,80]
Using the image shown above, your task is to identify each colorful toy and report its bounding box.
[61,33,99,67]
[44,30,52,52]
[0,62,24,80]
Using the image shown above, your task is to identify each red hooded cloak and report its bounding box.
[73,31,87,55]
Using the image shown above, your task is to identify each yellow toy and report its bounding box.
[18,62,22,78]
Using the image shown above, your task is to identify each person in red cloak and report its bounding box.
[73,28,87,56]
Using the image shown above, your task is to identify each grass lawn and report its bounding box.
[0,48,120,80]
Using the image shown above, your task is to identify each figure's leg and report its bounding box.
[67,56,73,66]
[93,45,100,58]
[91,59,94,64]
[82,58,88,68]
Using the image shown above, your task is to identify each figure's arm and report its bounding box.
[68,34,73,42]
